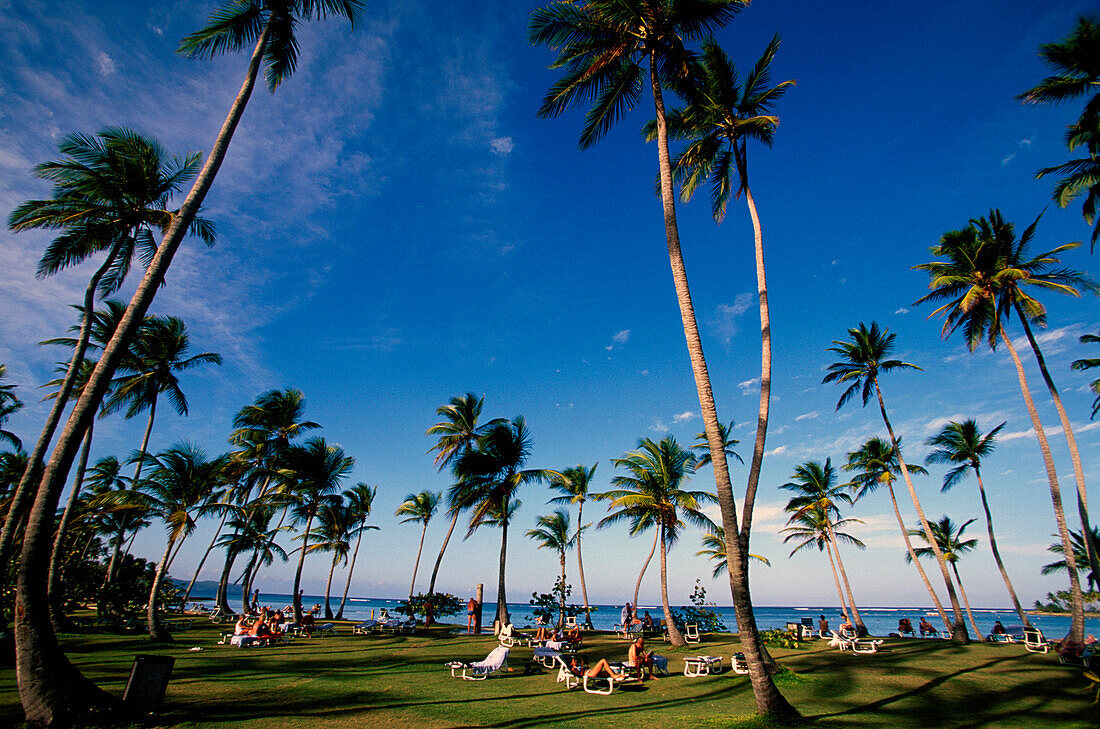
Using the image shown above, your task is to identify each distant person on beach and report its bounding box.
[467,597,478,634]
[839,614,854,636]
[234,615,250,636]
[898,618,914,635]
[300,608,316,638]
[620,603,631,626]
[583,657,626,681]
[991,620,1005,635]
[642,611,654,630]
[919,617,936,636]
[250,589,260,613]
[818,615,829,636]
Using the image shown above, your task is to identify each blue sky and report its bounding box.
[1,0,1098,611]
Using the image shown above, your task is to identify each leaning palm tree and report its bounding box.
[1072,331,1100,418]
[310,496,352,620]
[12,6,363,721]
[781,459,867,636]
[906,516,984,639]
[1017,17,1100,250]
[600,436,717,647]
[824,322,969,642]
[526,509,576,627]
[843,437,948,626]
[1042,527,1100,592]
[334,483,378,620]
[395,490,440,599]
[547,463,597,627]
[781,505,864,620]
[913,214,1092,642]
[697,526,769,577]
[925,420,1031,628]
[530,4,793,712]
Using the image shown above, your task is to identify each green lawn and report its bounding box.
[1,620,1096,728]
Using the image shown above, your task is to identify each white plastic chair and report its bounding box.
[447,645,509,680]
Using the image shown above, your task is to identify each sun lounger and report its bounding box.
[683,655,722,676]
[229,634,262,648]
[731,652,750,674]
[829,630,882,654]
[316,623,337,638]
[684,624,702,643]
[447,645,509,680]
[552,655,582,689]
[583,664,640,695]
[354,619,379,635]
[498,623,523,647]
[1023,627,1050,653]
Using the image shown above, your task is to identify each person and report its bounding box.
[467,597,478,634]
[300,607,316,638]
[584,658,626,681]
[839,613,854,636]
[919,617,936,636]
[564,624,582,644]
[818,614,829,637]
[898,618,914,635]
[629,636,658,680]
[250,589,260,613]
[991,620,1006,635]
[642,611,654,630]
[534,622,553,643]
[620,603,632,627]
[234,615,250,636]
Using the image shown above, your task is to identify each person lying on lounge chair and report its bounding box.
[919,617,936,637]
[629,637,659,680]
[991,621,1005,636]
[234,615,250,636]
[564,625,582,644]
[585,658,626,680]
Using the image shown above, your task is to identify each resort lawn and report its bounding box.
[1,620,1096,729]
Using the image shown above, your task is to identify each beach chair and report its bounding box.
[684,624,702,643]
[552,655,582,689]
[829,630,882,654]
[316,623,337,638]
[446,645,509,680]
[731,653,750,674]
[353,619,379,635]
[1023,627,1050,653]
[498,623,521,647]
[583,665,639,695]
[683,655,722,677]
[565,615,577,630]
[533,646,561,669]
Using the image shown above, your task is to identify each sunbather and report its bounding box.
[300,608,316,638]
[919,617,936,636]
[991,620,1005,635]
[585,658,626,680]
[898,618,913,635]
[234,615,250,636]
[629,636,658,680]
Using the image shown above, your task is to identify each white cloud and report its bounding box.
[795,411,819,422]
[894,307,909,315]
[673,411,695,423]
[713,293,754,344]
[94,51,115,76]
[738,378,759,395]
[612,329,630,343]
[765,445,787,457]
[649,419,670,433]
[490,136,513,156]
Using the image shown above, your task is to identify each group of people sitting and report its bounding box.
[895,617,939,637]
[231,604,321,643]
[619,603,657,634]
[561,636,662,682]
[530,616,583,646]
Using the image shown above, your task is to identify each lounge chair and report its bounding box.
[731,653,750,674]
[552,655,582,690]
[684,624,702,643]
[829,630,882,654]
[683,655,722,676]
[1024,627,1050,653]
[583,664,639,695]
[447,645,509,680]
[316,623,337,638]
[565,615,578,629]
[380,618,416,634]
[353,619,379,635]
[498,623,522,647]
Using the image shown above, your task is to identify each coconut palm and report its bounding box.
[310,496,352,619]
[824,322,969,642]
[1017,17,1100,250]
[1042,527,1100,591]
[600,436,717,647]
[395,490,440,599]
[1072,331,1100,418]
[335,483,378,619]
[456,417,552,626]
[279,437,354,623]
[692,422,743,468]
[781,459,867,636]
[906,516,984,639]
[697,526,769,577]
[530,4,793,711]
[913,214,1093,642]
[526,509,576,627]
[781,505,864,620]
[547,463,597,627]
[13,5,362,719]
[842,437,948,625]
[215,504,287,615]
[925,420,1031,628]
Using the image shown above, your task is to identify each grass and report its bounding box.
[1,619,1097,728]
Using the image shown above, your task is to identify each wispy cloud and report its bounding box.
[605,329,630,351]
[795,411,819,422]
[738,378,760,395]
[673,411,695,423]
[712,293,753,344]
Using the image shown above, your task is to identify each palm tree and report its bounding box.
[925,420,1031,628]
[600,436,717,647]
[913,214,1092,642]
[1072,331,1100,418]
[13,5,362,720]
[526,509,576,627]
[781,505,865,619]
[781,459,867,636]
[0,364,23,450]
[1042,527,1100,591]
[530,5,794,712]
[456,417,552,627]
[906,516,984,639]
[697,526,769,577]
[395,490,440,599]
[280,437,354,623]
[310,496,351,620]
[335,483,378,619]
[547,463,597,627]
[692,422,743,468]
[824,322,969,642]
[215,504,287,615]
[842,437,948,626]
[1017,17,1100,250]
[138,444,227,639]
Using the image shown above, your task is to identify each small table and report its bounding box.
[683,655,722,677]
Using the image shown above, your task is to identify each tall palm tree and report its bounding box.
[547,463,597,627]
[781,505,864,620]
[914,214,1092,642]
[906,516,984,639]
[824,322,969,642]
[1017,17,1100,250]
[530,4,793,712]
[1042,527,1100,591]
[456,417,552,626]
[526,509,576,627]
[842,437,948,626]
[1072,330,1100,418]
[13,6,362,721]
[279,437,354,623]
[310,496,351,620]
[215,504,287,615]
[179,458,250,605]
[925,420,1031,628]
[395,490,440,599]
[335,483,378,619]
[781,459,867,636]
[600,436,717,647]
[697,526,769,577]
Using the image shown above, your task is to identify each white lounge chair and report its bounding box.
[552,655,582,690]
[683,655,722,676]
[1023,628,1050,653]
[731,653,749,674]
[498,623,523,647]
[583,666,638,695]
[684,624,702,643]
[565,615,577,629]
[829,630,882,654]
[447,645,509,680]
[353,619,379,635]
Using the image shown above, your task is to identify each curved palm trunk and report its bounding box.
[874,382,969,642]
[951,563,983,639]
[291,513,313,624]
[215,538,239,615]
[146,535,177,640]
[650,63,794,716]
[0,248,119,570]
[241,551,261,615]
[409,522,428,599]
[494,519,509,626]
[659,525,686,646]
[885,480,949,626]
[823,540,849,617]
[633,530,659,609]
[558,550,567,629]
[825,522,866,636]
[336,525,365,619]
[47,422,94,629]
[974,469,1031,628]
[323,555,337,620]
[182,506,230,604]
[575,502,592,627]
[104,397,159,588]
[999,327,1084,642]
[425,510,460,627]
[1017,313,1100,584]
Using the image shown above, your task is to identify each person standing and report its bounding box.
[467,596,479,634]
[250,589,260,614]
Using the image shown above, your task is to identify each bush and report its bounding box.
[397,592,462,621]
[670,580,727,633]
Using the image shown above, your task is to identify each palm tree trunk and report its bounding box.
[633,530,659,609]
[0,247,119,570]
[575,501,592,628]
[324,555,337,620]
[292,512,313,624]
[146,536,176,641]
[558,550,566,629]
[874,381,969,642]
[885,481,949,626]
[241,551,259,615]
[336,527,364,619]
[1016,313,1100,586]
[951,563,983,639]
[999,326,1084,642]
[409,522,427,599]
[424,510,460,628]
[974,469,1031,628]
[659,525,686,646]
[47,422,94,629]
[823,539,849,617]
[215,538,239,615]
[182,506,230,604]
[825,522,866,635]
[494,519,509,626]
